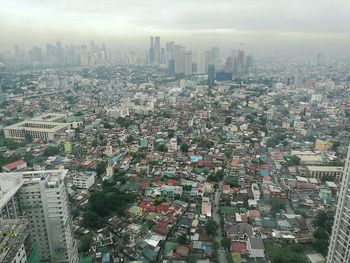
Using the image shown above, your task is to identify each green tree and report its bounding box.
[127,135,134,143]
[96,161,107,177]
[82,210,102,228]
[270,199,285,215]
[79,234,93,254]
[205,220,219,236]
[180,143,189,153]
[212,241,220,254]
[44,146,60,156]
[221,237,231,249]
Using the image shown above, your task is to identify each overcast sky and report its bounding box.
[1,0,350,55]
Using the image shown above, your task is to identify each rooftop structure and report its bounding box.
[4,114,72,141]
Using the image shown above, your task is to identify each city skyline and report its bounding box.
[1,0,350,56]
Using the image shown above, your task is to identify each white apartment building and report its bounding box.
[0,170,79,263]
[72,172,95,189]
[327,144,350,262]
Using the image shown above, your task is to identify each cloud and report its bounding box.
[0,0,350,53]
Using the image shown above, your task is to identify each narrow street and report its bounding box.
[213,180,227,263]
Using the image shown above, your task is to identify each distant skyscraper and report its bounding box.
[208,64,215,87]
[0,63,6,103]
[237,45,245,73]
[327,143,350,263]
[245,55,254,72]
[149,36,155,64]
[224,56,234,72]
[185,51,193,75]
[168,59,175,74]
[155,36,160,64]
[165,41,175,62]
[197,52,206,74]
[80,45,88,66]
[211,47,220,68]
[56,41,64,65]
[174,45,185,74]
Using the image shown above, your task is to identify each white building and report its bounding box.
[0,170,79,263]
[107,108,130,118]
[327,143,350,263]
[73,172,95,189]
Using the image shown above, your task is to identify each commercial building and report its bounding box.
[184,51,193,76]
[174,45,185,74]
[327,144,350,262]
[0,170,79,263]
[3,113,71,141]
[306,166,343,181]
[72,172,95,189]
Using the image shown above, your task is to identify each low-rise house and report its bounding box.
[2,160,27,172]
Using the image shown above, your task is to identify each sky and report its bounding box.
[1,0,350,56]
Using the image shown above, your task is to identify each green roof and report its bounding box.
[261,217,277,228]
[145,212,159,221]
[129,205,142,214]
[220,206,239,215]
[140,138,148,147]
[80,256,93,263]
[164,241,179,254]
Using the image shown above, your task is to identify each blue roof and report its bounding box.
[191,156,203,163]
[102,253,110,263]
[202,244,213,253]
[179,217,192,227]
[260,170,269,177]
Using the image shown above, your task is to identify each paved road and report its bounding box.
[213,181,227,263]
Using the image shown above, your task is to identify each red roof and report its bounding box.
[248,210,261,218]
[3,160,26,170]
[139,200,156,212]
[139,181,150,188]
[155,222,169,235]
[166,179,177,186]
[231,241,247,253]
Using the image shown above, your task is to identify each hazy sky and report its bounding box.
[1,0,350,55]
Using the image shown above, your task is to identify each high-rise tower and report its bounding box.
[327,143,350,262]
[0,170,79,263]
[155,36,160,64]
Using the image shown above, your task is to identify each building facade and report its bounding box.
[327,144,350,262]
[0,170,79,263]
[4,114,71,141]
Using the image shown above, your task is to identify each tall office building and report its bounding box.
[174,45,186,74]
[0,170,79,263]
[0,63,6,103]
[184,51,193,76]
[208,64,215,87]
[80,45,89,66]
[197,52,206,74]
[155,36,160,64]
[245,55,254,72]
[165,41,175,62]
[168,59,175,74]
[327,143,350,262]
[211,47,220,68]
[149,36,155,64]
